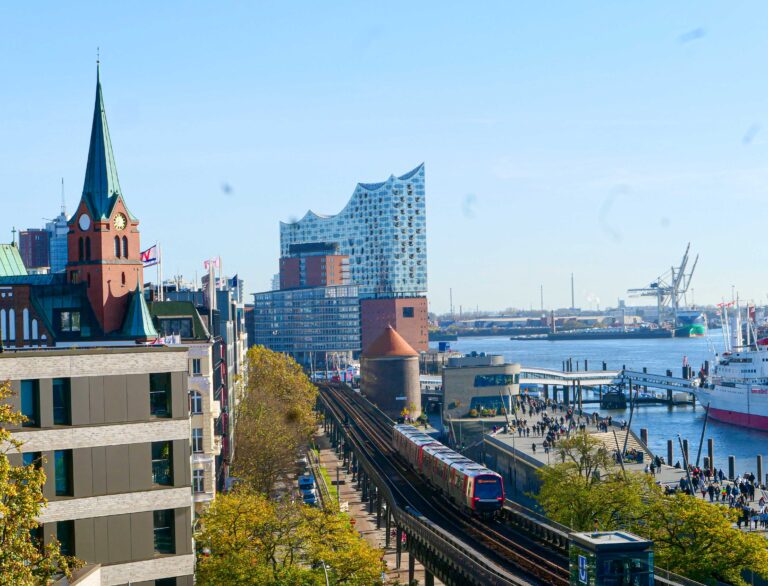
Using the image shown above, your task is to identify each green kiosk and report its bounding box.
[569,531,654,586]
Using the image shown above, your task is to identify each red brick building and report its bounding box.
[360,297,428,354]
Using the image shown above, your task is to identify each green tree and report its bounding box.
[233,346,318,494]
[645,493,768,586]
[536,432,656,531]
[195,489,384,586]
[0,380,82,584]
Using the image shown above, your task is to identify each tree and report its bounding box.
[0,380,82,584]
[536,432,655,531]
[233,346,318,494]
[195,489,384,586]
[645,494,768,586]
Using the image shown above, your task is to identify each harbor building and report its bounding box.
[0,347,194,585]
[278,165,429,354]
[442,354,521,420]
[279,164,427,298]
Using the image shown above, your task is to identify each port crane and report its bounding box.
[627,243,698,326]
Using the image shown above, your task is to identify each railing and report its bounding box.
[307,447,334,510]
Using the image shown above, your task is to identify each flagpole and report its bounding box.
[159,242,163,301]
[156,242,160,301]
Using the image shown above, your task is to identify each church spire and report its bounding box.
[81,63,123,220]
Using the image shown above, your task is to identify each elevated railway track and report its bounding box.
[319,383,569,585]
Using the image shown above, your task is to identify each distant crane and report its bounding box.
[627,243,699,326]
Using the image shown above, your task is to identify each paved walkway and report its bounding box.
[315,428,444,585]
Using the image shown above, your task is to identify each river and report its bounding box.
[430,334,768,476]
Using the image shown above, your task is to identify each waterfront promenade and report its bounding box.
[481,396,768,533]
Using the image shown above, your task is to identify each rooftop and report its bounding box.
[363,325,418,358]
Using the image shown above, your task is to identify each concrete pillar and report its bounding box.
[728,455,736,480]
[758,456,763,488]
[376,492,382,529]
[666,389,673,404]
[385,508,391,548]
[563,384,569,406]
[667,440,673,466]
[585,359,589,371]
[640,428,648,446]
[396,527,402,568]
[425,570,435,586]
[708,438,714,473]
[578,381,583,412]
[544,384,549,401]
[682,439,689,465]
[408,549,415,584]
[703,456,710,471]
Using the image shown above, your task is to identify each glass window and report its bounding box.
[402,306,415,318]
[153,509,175,554]
[190,392,202,415]
[158,318,193,338]
[151,441,173,486]
[54,450,73,496]
[114,236,121,258]
[20,380,40,427]
[59,311,81,333]
[122,236,128,259]
[22,452,41,468]
[52,378,71,425]
[193,469,204,493]
[191,358,201,375]
[474,374,518,387]
[56,520,75,556]
[150,373,172,418]
[192,428,203,453]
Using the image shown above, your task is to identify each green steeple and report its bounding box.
[121,285,159,340]
[81,64,130,221]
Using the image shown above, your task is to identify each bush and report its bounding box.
[468,409,478,418]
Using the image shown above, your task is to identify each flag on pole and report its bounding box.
[203,257,220,271]
[141,245,159,268]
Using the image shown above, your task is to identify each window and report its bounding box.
[52,378,71,425]
[56,520,75,556]
[114,236,121,258]
[78,237,84,261]
[193,469,204,493]
[158,318,193,338]
[191,358,201,376]
[20,380,40,427]
[192,428,203,453]
[150,373,172,418]
[153,509,175,554]
[474,374,519,387]
[54,450,73,496]
[85,237,91,260]
[22,452,41,468]
[59,311,81,333]
[122,236,128,258]
[190,392,202,415]
[402,306,415,318]
[121,272,126,286]
[151,441,173,486]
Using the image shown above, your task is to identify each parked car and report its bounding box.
[298,473,315,490]
[302,492,319,507]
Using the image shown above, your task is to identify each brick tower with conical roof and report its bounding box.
[66,65,143,334]
[361,325,421,420]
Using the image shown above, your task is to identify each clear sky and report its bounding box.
[2,2,767,313]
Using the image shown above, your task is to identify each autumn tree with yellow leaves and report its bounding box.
[0,380,81,584]
[195,489,385,586]
[233,346,318,494]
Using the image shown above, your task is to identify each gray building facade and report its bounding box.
[1,346,194,586]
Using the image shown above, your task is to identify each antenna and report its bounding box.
[60,178,66,216]
[571,273,575,309]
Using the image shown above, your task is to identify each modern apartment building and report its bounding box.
[19,228,51,270]
[1,347,194,586]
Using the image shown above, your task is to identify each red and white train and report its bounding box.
[392,424,504,515]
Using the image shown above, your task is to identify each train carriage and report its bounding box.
[392,424,504,516]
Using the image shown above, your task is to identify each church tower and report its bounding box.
[67,65,143,334]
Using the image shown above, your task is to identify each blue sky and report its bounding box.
[2,2,767,313]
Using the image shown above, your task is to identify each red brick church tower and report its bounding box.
[67,65,143,334]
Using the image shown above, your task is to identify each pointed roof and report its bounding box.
[121,285,159,340]
[0,244,28,277]
[363,325,418,358]
[80,65,132,221]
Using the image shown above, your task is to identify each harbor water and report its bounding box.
[431,335,768,475]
